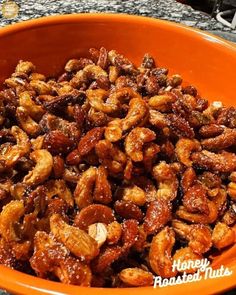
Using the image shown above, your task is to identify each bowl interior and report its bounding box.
[0,14,236,103]
[0,13,236,295]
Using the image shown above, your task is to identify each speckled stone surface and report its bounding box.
[0,0,234,33]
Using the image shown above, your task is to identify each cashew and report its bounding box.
[175,138,201,167]
[16,106,41,136]
[149,93,176,112]
[83,64,108,78]
[149,110,168,128]
[122,97,148,131]
[0,126,31,168]
[45,179,74,207]
[5,77,27,88]
[23,149,53,186]
[122,185,146,206]
[54,257,92,286]
[56,82,74,96]
[176,200,218,224]
[30,80,52,95]
[29,72,46,81]
[15,60,35,74]
[104,97,148,142]
[95,140,127,175]
[192,150,236,173]
[125,127,156,162]
[50,214,99,261]
[19,91,45,121]
[87,87,140,114]
[172,247,202,274]
[119,268,153,286]
[212,222,235,250]
[31,231,92,285]
[106,87,141,108]
[88,223,108,247]
[152,161,178,201]
[74,167,97,209]
[227,182,236,201]
[74,204,115,231]
[149,226,177,278]
[31,135,45,150]
[104,119,123,142]
[0,200,24,242]
[71,65,107,88]
[10,183,28,199]
[109,65,119,83]
[65,59,85,72]
[86,89,115,113]
[172,219,212,254]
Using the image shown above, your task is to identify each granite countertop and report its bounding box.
[0,0,235,35]
[0,0,235,294]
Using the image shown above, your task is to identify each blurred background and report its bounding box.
[177,0,236,14]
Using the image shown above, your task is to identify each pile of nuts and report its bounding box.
[0,47,235,287]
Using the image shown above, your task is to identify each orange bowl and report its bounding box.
[0,13,236,295]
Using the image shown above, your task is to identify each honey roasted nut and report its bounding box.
[74,204,115,230]
[182,183,209,215]
[18,91,45,121]
[125,127,156,162]
[122,185,146,206]
[172,247,202,274]
[92,245,122,274]
[78,127,104,156]
[212,222,235,250]
[88,223,108,247]
[152,161,178,201]
[0,126,31,168]
[201,128,236,151]
[74,167,97,209]
[175,138,201,167]
[23,149,53,186]
[149,227,177,278]
[121,219,139,252]
[16,106,41,137]
[143,200,172,234]
[176,200,218,224]
[50,214,99,261]
[119,268,153,286]
[114,200,143,222]
[43,130,75,155]
[172,219,212,254]
[0,200,24,242]
[1,47,236,288]
[107,221,122,245]
[30,231,92,286]
[94,165,112,204]
[191,150,236,173]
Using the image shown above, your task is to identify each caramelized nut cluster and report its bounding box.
[0,48,235,287]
